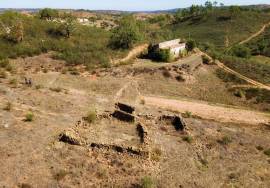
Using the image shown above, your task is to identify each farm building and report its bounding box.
[158,39,186,57]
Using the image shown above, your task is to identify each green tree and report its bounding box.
[205,1,213,11]
[39,8,59,20]
[60,14,76,38]
[186,39,196,52]
[190,5,201,16]
[109,15,142,49]
[229,6,241,19]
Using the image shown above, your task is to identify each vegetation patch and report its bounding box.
[220,55,270,84]
[141,176,155,188]
[85,110,96,124]
[24,112,34,122]
[0,11,125,69]
[183,135,193,143]
[151,148,162,162]
[244,88,270,104]
[264,149,270,157]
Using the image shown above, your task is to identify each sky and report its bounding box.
[1,0,270,11]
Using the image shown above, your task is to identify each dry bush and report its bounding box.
[151,148,162,162]
[24,112,34,122]
[183,135,193,143]
[85,110,96,124]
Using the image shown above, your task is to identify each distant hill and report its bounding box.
[0,4,270,14]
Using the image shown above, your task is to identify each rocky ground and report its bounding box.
[0,53,270,187]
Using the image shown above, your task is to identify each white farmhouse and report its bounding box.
[77,18,89,23]
[158,39,186,57]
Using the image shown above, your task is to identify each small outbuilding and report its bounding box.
[158,39,186,57]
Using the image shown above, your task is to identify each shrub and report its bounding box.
[151,148,162,162]
[148,44,173,62]
[25,112,34,122]
[141,176,154,188]
[186,39,196,52]
[85,110,96,124]
[264,149,270,156]
[234,90,245,98]
[229,45,251,58]
[183,111,192,118]
[158,49,172,62]
[183,135,193,143]
[39,8,59,20]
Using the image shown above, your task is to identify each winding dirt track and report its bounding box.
[113,44,148,64]
[199,51,270,90]
[203,21,270,90]
[215,60,270,90]
[239,21,270,44]
[144,96,270,125]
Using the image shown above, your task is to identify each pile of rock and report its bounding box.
[159,114,186,131]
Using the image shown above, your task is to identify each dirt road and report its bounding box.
[239,21,270,45]
[144,96,270,125]
[215,60,270,90]
[113,44,148,65]
[200,51,270,90]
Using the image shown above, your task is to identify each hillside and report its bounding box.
[167,9,270,49]
[1,5,270,188]
[0,11,126,69]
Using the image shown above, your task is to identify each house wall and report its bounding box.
[159,39,181,49]
[170,45,186,57]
